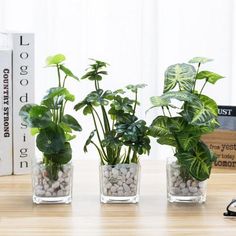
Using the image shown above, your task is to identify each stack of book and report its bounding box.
[0,32,34,175]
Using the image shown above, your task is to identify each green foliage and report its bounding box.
[148,57,224,181]
[75,59,150,165]
[19,54,82,179]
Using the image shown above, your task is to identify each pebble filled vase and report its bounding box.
[32,161,73,204]
[167,157,207,203]
[100,163,140,203]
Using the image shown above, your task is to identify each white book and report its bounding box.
[0,49,13,176]
[7,33,35,175]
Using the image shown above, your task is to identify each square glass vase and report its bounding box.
[100,163,140,203]
[32,162,73,204]
[167,157,207,203]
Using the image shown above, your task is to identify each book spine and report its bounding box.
[12,33,35,175]
[0,50,13,176]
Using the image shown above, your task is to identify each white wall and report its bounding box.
[0,0,235,159]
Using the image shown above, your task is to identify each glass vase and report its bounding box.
[167,156,207,203]
[100,163,140,203]
[32,161,73,204]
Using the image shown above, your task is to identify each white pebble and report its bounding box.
[52,181,60,189]
[105,182,112,189]
[123,183,130,192]
[173,170,180,177]
[130,167,136,174]
[179,183,186,189]
[187,180,192,187]
[191,181,199,187]
[118,181,123,186]
[126,178,133,185]
[118,186,123,191]
[45,192,51,197]
[57,190,64,196]
[112,168,119,178]
[126,172,131,179]
[189,187,198,193]
[120,168,127,175]
[104,171,110,178]
[111,186,118,193]
[118,191,124,196]
[58,171,63,178]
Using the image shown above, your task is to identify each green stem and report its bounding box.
[166,106,172,117]
[162,106,166,116]
[199,79,208,95]
[92,107,106,135]
[192,62,201,92]
[62,75,68,88]
[101,105,110,133]
[125,147,132,163]
[132,90,138,116]
[91,109,108,160]
[57,64,61,87]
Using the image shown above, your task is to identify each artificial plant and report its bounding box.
[148,57,224,181]
[74,59,151,165]
[19,54,82,180]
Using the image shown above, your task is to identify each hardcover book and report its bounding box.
[10,33,35,174]
[0,49,13,176]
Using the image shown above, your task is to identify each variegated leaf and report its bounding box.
[164,63,196,92]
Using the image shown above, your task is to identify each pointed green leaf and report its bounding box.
[196,70,224,84]
[62,114,82,131]
[59,64,79,81]
[164,63,196,92]
[149,116,170,137]
[176,141,216,181]
[84,130,96,153]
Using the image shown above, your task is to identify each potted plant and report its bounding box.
[74,59,151,203]
[19,54,82,204]
[148,57,224,203]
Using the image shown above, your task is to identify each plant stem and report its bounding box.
[167,106,172,117]
[132,90,138,116]
[62,75,67,88]
[92,106,106,135]
[192,62,201,92]
[162,106,166,116]
[199,79,208,95]
[91,109,108,161]
[57,64,61,87]
[125,147,131,163]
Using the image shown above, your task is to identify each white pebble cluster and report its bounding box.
[33,163,72,198]
[101,164,139,197]
[168,162,206,196]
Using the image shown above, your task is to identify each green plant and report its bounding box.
[19,54,82,180]
[74,59,151,165]
[148,57,224,181]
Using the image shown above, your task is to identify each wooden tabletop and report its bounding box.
[0,159,236,236]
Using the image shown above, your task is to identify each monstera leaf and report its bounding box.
[181,94,218,126]
[164,63,196,92]
[176,141,216,181]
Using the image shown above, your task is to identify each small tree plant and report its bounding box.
[74,59,151,165]
[19,54,82,180]
[148,57,224,181]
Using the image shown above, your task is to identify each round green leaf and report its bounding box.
[196,71,224,84]
[188,57,213,64]
[36,125,65,154]
[46,54,65,66]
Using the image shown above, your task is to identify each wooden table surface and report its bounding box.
[0,159,236,236]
